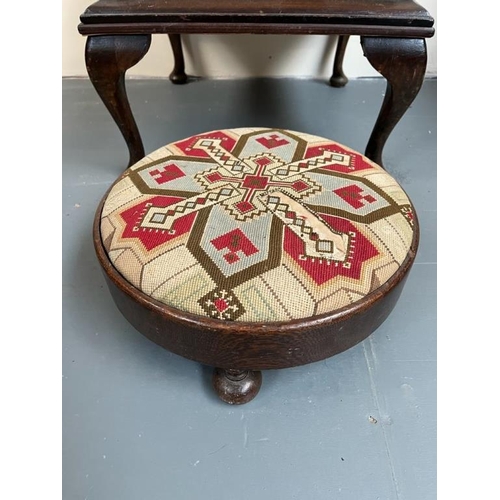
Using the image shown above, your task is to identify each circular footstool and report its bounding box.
[94,127,418,404]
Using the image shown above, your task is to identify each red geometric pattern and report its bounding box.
[334,184,377,209]
[256,134,290,149]
[194,141,321,220]
[305,143,373,173]
[211,229,259,264]
[174,131,236,159]
[198,288,245,320]
[101,128,416,322]
[119,196,197,251]
[149,163,185,184]
[283,215,378,285]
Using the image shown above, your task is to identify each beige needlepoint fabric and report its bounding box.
[100,128,416,322]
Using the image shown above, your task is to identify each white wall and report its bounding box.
[63,0,436,79]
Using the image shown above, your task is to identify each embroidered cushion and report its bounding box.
[100,128,416,322]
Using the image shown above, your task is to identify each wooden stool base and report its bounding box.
[212,368,262,405]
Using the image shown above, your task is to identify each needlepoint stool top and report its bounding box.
[100,128,416,322]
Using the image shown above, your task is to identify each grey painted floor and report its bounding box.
[62,77,436,500]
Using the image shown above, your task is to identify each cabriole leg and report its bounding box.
[85,35,151,168]
[361,37,427,167]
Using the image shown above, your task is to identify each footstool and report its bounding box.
[94,127,417,404]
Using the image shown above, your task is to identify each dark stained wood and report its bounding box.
[80,0,434,28]
[79,1,434,169]
[330,35,350,88]
[78,0,434,36]
[168,34,188,84]
[93,194,419,371]
[79,23,433,38]
[212,369,262,405]
[85,35,151,167]
[361,37,427,167]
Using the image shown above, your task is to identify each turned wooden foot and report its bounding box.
[168,34,188,84]
[212,368,262,405]
[361,37,427,167]
[85,35,151,168]
[329,35,350,87]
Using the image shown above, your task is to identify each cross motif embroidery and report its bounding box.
[137,138,353,262]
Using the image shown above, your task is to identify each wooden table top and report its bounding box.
[79,0,434,37]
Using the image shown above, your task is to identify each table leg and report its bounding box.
[85,35,151,168]
[168,34,188,84]
[330,35,350,88]
[361,37,427,168]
